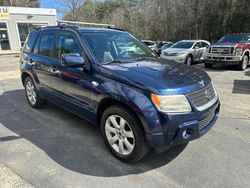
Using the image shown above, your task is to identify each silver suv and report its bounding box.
[161,40,210,65]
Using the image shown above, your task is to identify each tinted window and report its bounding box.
[82,32,154,64]
[194,42,202,48]
[143,41,155,46]
[171,42,194,49]
[39,33,54,57]
[23,32,38,53]
[201,42,209,48]
[218,34,250,43]
[54,33,82,59]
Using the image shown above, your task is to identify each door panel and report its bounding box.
[47,31,92,110]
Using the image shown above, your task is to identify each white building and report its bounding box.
[0,6,56,53]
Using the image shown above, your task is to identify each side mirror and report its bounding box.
[194,46,199,49]
[61,54,84,67]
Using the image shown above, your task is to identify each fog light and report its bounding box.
[182,128,194,139]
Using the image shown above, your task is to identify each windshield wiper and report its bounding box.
[134,57,157,61]
[103,60,123,65]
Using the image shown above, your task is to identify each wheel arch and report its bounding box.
[96,98,148,132]
[243,50,250,58]
[21,72,31,86]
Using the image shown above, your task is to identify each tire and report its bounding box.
[24,76,46,109]
[185,55,193,66]
[100,105,149,163]
[205,63,213,69]
[238,54,249,71]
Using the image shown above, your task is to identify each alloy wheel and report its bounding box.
[26,80,37,106]
[186,56,192,66]
[105,115,135,156]
[242,55,248,70]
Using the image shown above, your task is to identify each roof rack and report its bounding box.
[57,20,115,28]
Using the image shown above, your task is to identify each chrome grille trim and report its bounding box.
[211,47,234,55]
[187,84,218,111]
[198,109,216,130]
[164,52,178,56]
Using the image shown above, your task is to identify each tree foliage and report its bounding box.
[0,0,40,7]
[65,0,249,42]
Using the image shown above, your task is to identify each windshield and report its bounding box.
[170,41,194,49]
[218,34,250,43]
[82,31,155,64]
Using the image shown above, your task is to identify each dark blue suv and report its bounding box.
[20,25,220,162]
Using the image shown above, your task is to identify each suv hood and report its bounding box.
[100,59,211,95]
[210,43,237,48]
[163,48,189,54]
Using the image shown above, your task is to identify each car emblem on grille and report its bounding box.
[198,80,205,87]
[204,89,211,100]
[217,49,223,53]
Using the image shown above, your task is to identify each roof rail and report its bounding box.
[57,20,115,28]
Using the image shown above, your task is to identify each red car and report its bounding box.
[205,34,250,70]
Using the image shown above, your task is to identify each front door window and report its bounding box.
[0,22,10,51]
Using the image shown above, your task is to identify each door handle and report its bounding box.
[51,66,61,74]
[29,59,35,66]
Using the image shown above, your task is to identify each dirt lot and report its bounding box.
[0,55,249,188]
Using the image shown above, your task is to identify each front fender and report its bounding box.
[93,81,163,134]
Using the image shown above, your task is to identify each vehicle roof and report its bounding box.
[36,25,127,33]
[80,27,126,33]
[226,33,250,35]
[178,40,208,42]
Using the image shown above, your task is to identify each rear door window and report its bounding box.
[39,33,54,57]
[201,42,209,48]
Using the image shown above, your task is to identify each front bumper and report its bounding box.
[160,54,186,63]
[205,54,242,64]
[146,101,220,153]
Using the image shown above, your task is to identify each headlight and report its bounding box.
[151,94,192,114]
[235,48,243,55]
[177,51,187,55]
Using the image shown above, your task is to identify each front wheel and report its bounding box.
[24,76,46,108]
[238,55,249,71]
[185,55,193,66]
[101,105,149,163]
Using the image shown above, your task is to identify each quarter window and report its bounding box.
[23,32,38,53]
[54,33,82,59]
[39,33,54,57]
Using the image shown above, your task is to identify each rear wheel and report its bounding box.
[205,63,213,69]
[238,54,249,71]
[24,76,46,108]
[185,55,193,66]
[101,105,149,163]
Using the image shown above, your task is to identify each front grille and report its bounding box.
[198,109,215,130]
[211,47,234,55]
[187,84,217,110]
[164,52,178,56]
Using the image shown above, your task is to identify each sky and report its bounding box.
[40,0,64,19]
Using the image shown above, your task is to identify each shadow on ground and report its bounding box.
[232,80,250,94]
[202,65,243,72]
[0,89,187,177]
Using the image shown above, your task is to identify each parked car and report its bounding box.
[20,25,220,162]
[161,40,210,65]
[160,42,173,55]
[157,41,173,55]
[205,33,250,70]
[142,40,159,54]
